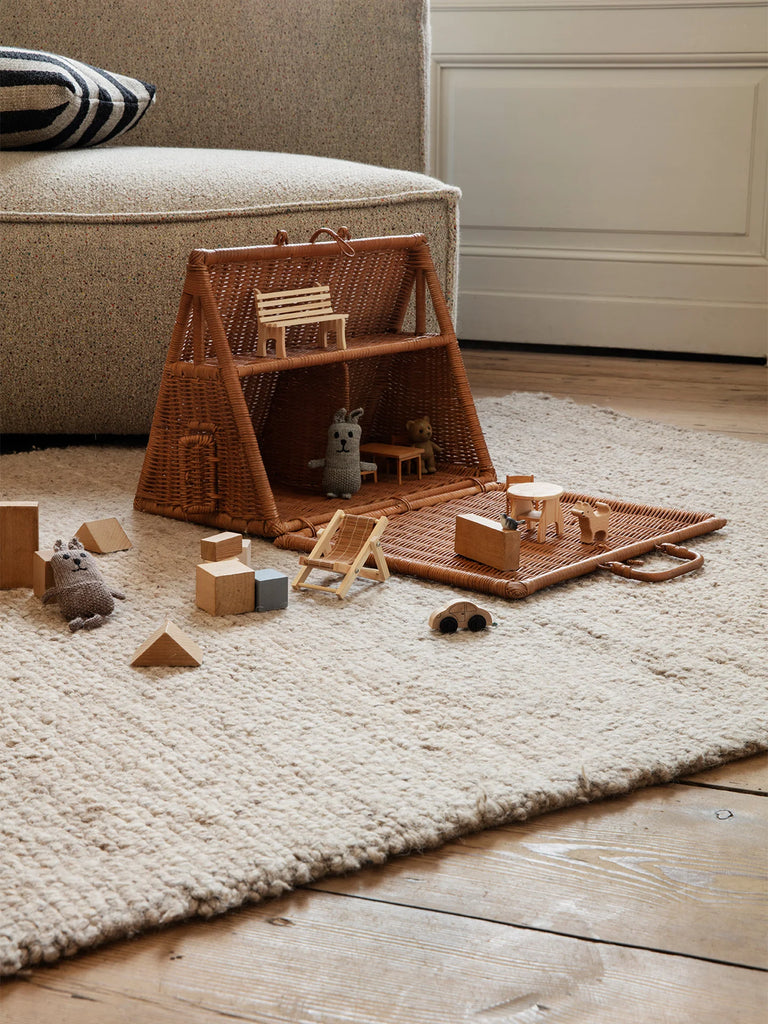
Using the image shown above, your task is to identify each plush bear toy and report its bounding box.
[308,407,377,499]
[43,537,125,631]
[405,415,443,474]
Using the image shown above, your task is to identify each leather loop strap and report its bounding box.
[600,543,704,582]
[309,226,356,256]
[273,227,354,255]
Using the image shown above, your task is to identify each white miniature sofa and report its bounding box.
[0,0,459,435]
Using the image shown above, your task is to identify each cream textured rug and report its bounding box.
[1,394,766,975]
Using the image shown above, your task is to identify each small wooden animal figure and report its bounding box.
[42,538,125,631]
[499,512,521,531]
[571,500,612,544]
[308,407,377,499]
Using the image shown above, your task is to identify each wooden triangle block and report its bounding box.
[131,619,203,667]
[76,517,132,553]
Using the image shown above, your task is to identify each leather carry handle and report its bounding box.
[600,543,704,582]
[273,226,355,256]
[309,226,355,255]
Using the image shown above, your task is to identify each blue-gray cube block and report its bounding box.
[254,568,289,611]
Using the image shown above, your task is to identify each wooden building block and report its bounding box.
[196,559,255,615]
[76,517,132,553]
[454,513,521,573]
[131,619,203,667]
[0,501,39,589]
[254,568,289,611]
[32,549,55,598]
[239,537,252,567]
[200,531,243,562]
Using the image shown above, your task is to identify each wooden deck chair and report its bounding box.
[292,510,390,599]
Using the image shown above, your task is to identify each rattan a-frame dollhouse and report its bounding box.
[134,230,726,599]
[134,230,495,537]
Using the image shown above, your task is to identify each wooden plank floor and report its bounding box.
[2,348,766,1022]
[460,346,768,443]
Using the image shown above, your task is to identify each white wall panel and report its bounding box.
[431,1,768,356]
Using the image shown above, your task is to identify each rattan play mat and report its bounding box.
[275,485,725,598]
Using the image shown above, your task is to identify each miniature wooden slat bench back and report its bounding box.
[254,284,347,358]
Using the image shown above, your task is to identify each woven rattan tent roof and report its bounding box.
[135,232,495,537]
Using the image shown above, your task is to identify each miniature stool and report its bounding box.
[506,480,564,543]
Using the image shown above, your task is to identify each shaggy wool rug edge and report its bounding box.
[1,393,766,974]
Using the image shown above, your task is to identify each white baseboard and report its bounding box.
[457,289,768,358]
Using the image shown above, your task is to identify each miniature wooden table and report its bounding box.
[360,443,422,485]
[506,480,565,543]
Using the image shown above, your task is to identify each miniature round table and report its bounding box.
[506,481,565,543]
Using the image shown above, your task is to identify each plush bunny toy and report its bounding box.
[43,537,125,631]
[308,407,377,499]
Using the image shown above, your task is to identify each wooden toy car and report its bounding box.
[429,600,493,634]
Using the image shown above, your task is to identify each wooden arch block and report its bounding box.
[131,619,203,667]
[76,517,132,553]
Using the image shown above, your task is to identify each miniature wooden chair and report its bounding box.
[504,475,535,516]
[292,510,389,599]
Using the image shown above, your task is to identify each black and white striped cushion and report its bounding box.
[0,47,156,149]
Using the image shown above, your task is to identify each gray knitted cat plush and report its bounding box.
[43,538,125,631]
[308,407,377,499]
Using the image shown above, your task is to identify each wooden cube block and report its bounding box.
[0,501,39,589]
[32,549,55,598]
[454,513,521,573]
[200,531,243,562]
[254,568,289,612]
[76,517,132,553]
[239,537,252,567]
[196,559,255,615]
[131,619,203,667]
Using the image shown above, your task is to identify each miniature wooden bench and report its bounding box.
[254,284,348,358]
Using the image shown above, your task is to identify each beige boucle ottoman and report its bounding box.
[1,147,459,434]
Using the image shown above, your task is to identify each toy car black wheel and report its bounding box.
[438,615,459,634]
[467,614,488,632]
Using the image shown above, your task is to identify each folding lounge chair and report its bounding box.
[292,510,389,599]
